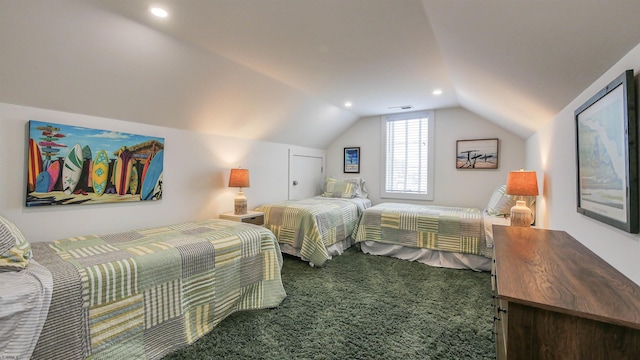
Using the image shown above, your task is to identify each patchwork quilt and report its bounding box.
[30,219,287,360]
[353,203,492,258]
[256,197,370,266]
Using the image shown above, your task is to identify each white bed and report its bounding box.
[0,216,287,360]
[256,177,371,266]
[353,185,532,271]
[357,211,510,271]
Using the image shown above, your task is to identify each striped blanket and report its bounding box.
[30,219,287,360]
[256,196,370,266]
[353,203,492,258]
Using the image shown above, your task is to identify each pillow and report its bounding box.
[486,184,537,223]
[341,177,369,198]
[486,184,516,216]
[357,177,369,198]
[0,215,32,272]
[322,177,360,198]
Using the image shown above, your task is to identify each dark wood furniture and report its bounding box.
[492,225,640,359]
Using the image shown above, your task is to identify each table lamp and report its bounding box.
[228,168,250,215]
[505,169,539,227]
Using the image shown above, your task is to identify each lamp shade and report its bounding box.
[505,170,538,196]
[228,168,250,188]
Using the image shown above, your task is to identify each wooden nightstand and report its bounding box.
[219,210,265,226]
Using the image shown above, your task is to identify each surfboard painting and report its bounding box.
[114,148,133,196]
[91,150,109,196]
[35,171,51,193]
[62,144,84,194]
[141,150,163,201]
[129,166,139,196]
[46,160,60,192]
[26,120,164,207]
[28,139,43,192]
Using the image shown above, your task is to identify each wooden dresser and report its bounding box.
[492,225,640,359]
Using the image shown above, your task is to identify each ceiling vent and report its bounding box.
[387,105,414,111]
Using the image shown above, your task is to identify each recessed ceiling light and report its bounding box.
[433,89,443,95]
[344,102,352,108]
[150,7,168,18]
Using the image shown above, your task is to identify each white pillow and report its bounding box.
[486,185,536,223]
[486,185,515,216]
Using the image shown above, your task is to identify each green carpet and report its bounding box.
[164,247,495,359]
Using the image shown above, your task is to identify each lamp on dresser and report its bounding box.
[228,167,250,215]
[505,169,538,227]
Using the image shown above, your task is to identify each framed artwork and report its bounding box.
[575,69,638,233]
[456,138,499,169]
[344,147,360,173]
[26,120,165,207]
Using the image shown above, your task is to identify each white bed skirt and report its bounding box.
[359,241,491,272]
[280,236,355,267]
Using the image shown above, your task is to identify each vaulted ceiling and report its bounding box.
[2,0,640,148]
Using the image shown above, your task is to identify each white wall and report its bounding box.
[527,43,640,286]
[326,107,526,209]
[0,103,321,243]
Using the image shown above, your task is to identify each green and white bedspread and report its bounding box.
[353,203,492,258]
[256,196,371,266]
[30,219,287,360]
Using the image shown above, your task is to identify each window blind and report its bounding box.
[385,115,429,194]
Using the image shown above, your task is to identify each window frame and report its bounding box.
[380,110,435,200]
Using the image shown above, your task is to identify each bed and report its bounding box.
[0,216,287,360]
[352,185,533,271]
[255,177,371,267]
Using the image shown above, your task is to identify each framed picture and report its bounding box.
[26,120,165,207]
[456,138,498,169]
[575,69,638,233]
[344,147,360,173]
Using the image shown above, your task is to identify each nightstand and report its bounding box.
[219,210,265,226]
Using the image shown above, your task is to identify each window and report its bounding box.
[381,111,434,200]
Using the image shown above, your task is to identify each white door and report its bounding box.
[289,152,324,200]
